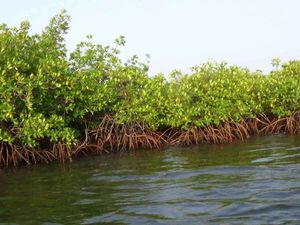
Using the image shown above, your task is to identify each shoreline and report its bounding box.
[1,112,300,167]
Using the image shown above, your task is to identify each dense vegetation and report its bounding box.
[1,11,300,166]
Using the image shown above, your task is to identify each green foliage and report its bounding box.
[0,10,77,147]
[0,10,152,147]
[161,62,267,129]
[1,10,300,149]
[267,60,300,116]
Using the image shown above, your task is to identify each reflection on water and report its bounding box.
[1,134,300,224]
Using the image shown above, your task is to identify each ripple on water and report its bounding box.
[1,135,300,225]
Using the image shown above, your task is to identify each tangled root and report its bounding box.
[2,111,300,167]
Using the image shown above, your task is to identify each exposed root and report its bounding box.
[2,111,300,167]
[284,111,300,134]
[0,141,74,167]
[170,122,247,146]
[86,116,167,152]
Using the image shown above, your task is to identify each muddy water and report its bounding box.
[1,134,300,224]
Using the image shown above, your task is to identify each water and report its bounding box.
[1,134,300,225]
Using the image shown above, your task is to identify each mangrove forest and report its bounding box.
[1,11,300,166]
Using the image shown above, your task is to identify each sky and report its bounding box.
[1,0,300,75]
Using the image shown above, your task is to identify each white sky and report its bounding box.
[1,0,300,75]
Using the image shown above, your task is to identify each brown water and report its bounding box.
[1,134,300,224]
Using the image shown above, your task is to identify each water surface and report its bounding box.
[1,134,300,224]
